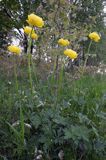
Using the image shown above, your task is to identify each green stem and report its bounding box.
[27,29,33,93]
[57,57,64,101]
[51,56,58,84]
[31,59,39,86]
[28,53,33,92]
[14,56,18,92]
[82,40,92,74]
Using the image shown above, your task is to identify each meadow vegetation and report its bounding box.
[0,0,106,160]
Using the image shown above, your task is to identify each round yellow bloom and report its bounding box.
[27,13,44,28]
[8,45,21,55]
[31,33,38,40]
[64,49,78,59]
[89,32,100,42]
[24,26,34,35]
[58,38,70,46]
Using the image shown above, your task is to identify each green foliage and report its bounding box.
[0,61,106,159]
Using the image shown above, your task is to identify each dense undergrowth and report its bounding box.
[0,56,106,160]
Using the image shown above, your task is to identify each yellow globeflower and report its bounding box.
[89,32,100,42]
[8,45,21,55]
[64,49,78,59]
[27,13,44,28]
[58,38,70,46]
[31,33,38,40]
[24,26,34,35]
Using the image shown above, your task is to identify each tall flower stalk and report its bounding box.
[25,13,44,92]
[27,30,33,93]
[82,40,92,74]
[82,32,100,74]
[13,57,18,92]
[57,57,64,99]
[7,45,21,93]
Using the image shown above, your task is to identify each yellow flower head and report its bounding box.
[58,38,70,46]
[31,33,38,40]
[27,13,44,28]
[24,26,34,35]
[89,32,100,42]
[8,45,21,55]
[64,49,78,59]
